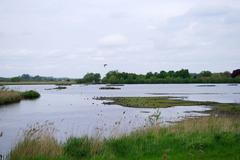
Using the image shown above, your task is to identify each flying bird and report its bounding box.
[104,64,108,67]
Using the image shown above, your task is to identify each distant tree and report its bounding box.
[231,69,240,78]
[108,75,118,84]
[146,72,153,79]
[199,71,212,77]
[11,77,21,82]
[167,71,175,78]
[21,74,31,81]
[82,73,101,84]
[159,71,167,79]
[33,75,42,81]
[100,69,240,84]
[175,69,190,79]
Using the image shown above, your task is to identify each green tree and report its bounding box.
[159,71,167,79]
[11,77,21,82]
[146,72,153,79]
[175,69,190,79]
[82,73,101,84]
[199,71,212,77]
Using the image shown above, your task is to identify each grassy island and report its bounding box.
[97,96,240,115]
[0,90,40,105]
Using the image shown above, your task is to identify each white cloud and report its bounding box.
[147,25,158,30]
[98,34,129,46]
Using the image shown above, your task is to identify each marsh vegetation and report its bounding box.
[0,90,40,105]
[8,116,240,160]
[97,96,240,115]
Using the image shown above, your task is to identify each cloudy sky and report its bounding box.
[0,0,240,77]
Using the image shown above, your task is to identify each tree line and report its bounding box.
[0,74,70,82]
[77,69,240,84]
[1,69,239,84]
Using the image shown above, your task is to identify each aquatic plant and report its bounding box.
[148,109,161,126]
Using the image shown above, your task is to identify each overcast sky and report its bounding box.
[0,0,240,77]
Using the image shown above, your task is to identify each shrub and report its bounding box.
[21,90,40,99]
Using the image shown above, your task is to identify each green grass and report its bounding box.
[98,96,240,114]
[0,90,40,105]
[8,116,240,160]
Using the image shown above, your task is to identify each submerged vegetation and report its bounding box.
[8,116,240,160]
[0,90,40,105]
[97,96,240,114]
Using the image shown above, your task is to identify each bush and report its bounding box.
[21,90,40,99]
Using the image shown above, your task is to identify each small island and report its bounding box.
[0,90,40,105]
[97,96,240,114]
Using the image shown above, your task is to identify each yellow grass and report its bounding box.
[0,90,22,105]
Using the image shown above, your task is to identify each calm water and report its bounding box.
[0,84,239,154]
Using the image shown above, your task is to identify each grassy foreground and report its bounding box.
[9,116,240,160]
[0,90,40,105]
[98,96,240,114]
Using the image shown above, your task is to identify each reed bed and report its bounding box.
[0,90,40,105]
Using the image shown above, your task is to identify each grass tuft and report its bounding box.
[9,121,64,160]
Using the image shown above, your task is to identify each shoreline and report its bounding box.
[0,82,239,85]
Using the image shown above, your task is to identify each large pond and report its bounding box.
[0,84,239,155]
